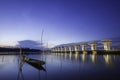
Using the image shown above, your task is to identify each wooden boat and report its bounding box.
[25,58,45,65]
[23,56,46,71]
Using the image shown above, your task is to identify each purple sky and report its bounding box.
[0,0,120,48]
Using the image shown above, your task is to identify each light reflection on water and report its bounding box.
[0,53,120,80]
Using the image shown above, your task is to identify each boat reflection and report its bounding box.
[17,56,46,80]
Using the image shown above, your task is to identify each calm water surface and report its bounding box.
[0,53,120,80]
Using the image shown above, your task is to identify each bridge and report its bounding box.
[51,39,112,54]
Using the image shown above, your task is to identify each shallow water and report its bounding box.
[0,53,120,80]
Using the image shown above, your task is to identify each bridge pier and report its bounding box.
[55,47,57,53]
[74,45,80,54]
[64,46,68,53]
[68,46,73,53]
[54,48,56,53]
[55,47,58,53]
[101,40,112,51]
[60,46,64,53]
[58,47,61,53]
[90,42,97,54]
[52,48,55,53]
[81,43,87,54]
[51,39,113,54]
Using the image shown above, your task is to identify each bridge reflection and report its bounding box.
[52,52,119,66]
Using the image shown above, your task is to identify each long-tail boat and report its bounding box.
[23,56,46,71]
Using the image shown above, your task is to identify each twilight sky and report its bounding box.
[0,0,120,48]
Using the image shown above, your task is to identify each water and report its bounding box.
[0,53,120,80]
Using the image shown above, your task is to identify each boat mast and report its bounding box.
[20,47,22,60]
[41,29,44,53]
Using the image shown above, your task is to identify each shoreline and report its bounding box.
[0,50,120,55]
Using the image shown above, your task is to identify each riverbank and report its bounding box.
[0,47,42,55]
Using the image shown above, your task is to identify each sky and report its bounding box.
[0,0,120,48]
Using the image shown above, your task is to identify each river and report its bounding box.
[0,53,120,80]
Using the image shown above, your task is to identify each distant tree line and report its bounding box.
[0,47,41,52]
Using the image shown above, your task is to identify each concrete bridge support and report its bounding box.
[74,45,80,54]
[52,48,55,53]
[56,48,59,53]
[58,47,61,53]
[59,47,62,53]
[54,48,56,53]
[101,40,112,51]
[61,46,66,53]
[90,42,97,54]
[68,46,72,53]
[56,48,58,53]
[64,46,68,53]
[81,43,87,54]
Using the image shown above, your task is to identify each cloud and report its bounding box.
[16,40,42,49]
